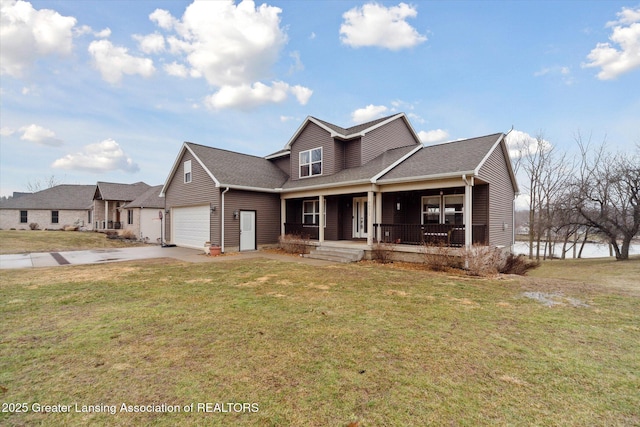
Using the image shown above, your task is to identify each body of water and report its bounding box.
[513,241,639,259]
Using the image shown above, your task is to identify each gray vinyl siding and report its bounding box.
[343,138,362,169]
[270,155,291,175]
[360,117,418,164]
[291,122,335,180]
[164,150,219,245]
[223,190,281,248]
[477,144,515,247]
[472,185,489,244]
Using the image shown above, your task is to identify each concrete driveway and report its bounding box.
[0,246,334,269]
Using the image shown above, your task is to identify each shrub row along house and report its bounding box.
[160,113,518,255]
[0,182,164,243]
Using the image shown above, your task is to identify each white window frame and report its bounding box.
[421,195,464,225]
[302,199,326,227]
[299,147,322,178]
[184,160,192,183]
[443,195,464,225]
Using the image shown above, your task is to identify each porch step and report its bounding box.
[305,246,364,263]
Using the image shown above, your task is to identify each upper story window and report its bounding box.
[184,160,192,183]
[299,147,322,178]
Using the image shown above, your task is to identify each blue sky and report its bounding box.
[1,0,639,202]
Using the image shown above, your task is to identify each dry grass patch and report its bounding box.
[0,230,146,254]
[1,257,638,426]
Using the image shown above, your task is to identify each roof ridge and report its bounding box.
[425,132,504,148]
[186,141,270,161]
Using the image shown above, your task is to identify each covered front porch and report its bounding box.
[281,177,488,250]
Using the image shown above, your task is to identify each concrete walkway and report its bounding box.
[0,246,336,269]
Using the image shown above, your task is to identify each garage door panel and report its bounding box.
[173,205,210,249]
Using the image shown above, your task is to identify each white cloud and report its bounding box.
[88,39,155,85]
[533,65,574,85]
[19,124,63,146]
[205,81,312,110]
[0,0,77,77]
[340,2,427,50]
[164,61,189,78]
[52,139,139,173]
[94,27,111,38]
[151,0,287,87]
[418,129,449,144]
[583,7,640,80]
[149,8,177,31]
[505,130,552,159]
[351,104,389,123]
[133,32,165,54]
[0,126,15,137]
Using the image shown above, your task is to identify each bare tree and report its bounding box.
[572,137,640,260]
[26,175,61,192]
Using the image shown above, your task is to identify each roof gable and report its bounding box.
[161,142,289,195]
[282,113,419,150]
[376,133,515,184]
[95,181,151,201]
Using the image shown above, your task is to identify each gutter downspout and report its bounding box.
[221,187,230,253]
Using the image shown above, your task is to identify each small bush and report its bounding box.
[371,241,395,263]
[422,242,460,271]
[279,233,310,254]
[29,222,39,230]
[119,229,137,240]
[461,245,504,276]
[499,253,540,275]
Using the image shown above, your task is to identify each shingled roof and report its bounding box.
[185,142,289,190]
[124,185,164,209]
[95,181,151,201]
[378,133,505,182]
[0,185,95,210]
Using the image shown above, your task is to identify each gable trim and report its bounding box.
[371,144,424,183]
[160,142,220,197]
[473,133,519,194]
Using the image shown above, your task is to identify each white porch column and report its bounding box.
[280,197,286,237]
[375,191,382,243]
[318,195,325,243]
[464,177,473,247]
[367,191,374,246]
[104,200,109,229]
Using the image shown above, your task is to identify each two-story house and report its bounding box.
[160,113,518,255]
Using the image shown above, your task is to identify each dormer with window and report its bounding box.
[299,147,322,178]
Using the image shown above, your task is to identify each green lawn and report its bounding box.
[1,254,638,426]
[0,230,145,254]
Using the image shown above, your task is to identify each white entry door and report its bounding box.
[239,210,256,251]
[352,197,368,238]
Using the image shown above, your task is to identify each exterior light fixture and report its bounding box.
[233,210,239,220]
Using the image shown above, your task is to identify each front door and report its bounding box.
[239,210,256,251]
[352,197,368,239]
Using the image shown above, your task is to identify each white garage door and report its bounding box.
[172,205,210,249]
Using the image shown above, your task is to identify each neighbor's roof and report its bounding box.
[123,185,164,209]
[95,181,151,201]
[0,185,95,210]
[378,133,505,182]
[183,142,289,191]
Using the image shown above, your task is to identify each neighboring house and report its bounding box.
[92,181,151,231]
[0,185,95,230]
[161,113,519,253]
[122,185,165,243]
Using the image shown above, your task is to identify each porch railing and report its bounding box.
[284,223,319,240]
[95,220,123,230]
[375,224,487,247]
